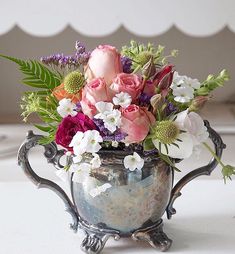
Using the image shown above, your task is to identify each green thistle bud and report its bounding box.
[153,120,180,144]
[64,71,85,94]
[135,51,153,67]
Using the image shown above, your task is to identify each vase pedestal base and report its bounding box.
[80,220,172,254]
[132,220,172,252]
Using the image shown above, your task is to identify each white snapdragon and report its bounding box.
[124,152,144,171]
[113,92,132,108]
[57,98,77,117]
[94,101,122,133]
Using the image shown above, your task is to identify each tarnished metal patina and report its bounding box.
[18,121,225,254]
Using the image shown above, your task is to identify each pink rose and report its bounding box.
[80,78,114,118]
[120,105,155,143]
[111,73,143,102]
[84,45,122,85]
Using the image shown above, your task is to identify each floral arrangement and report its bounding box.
[1,41,234,184]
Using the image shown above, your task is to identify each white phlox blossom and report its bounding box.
[57,98,77,117]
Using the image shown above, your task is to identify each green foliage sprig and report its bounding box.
[0,54,63,144]
[196,69,230,96]
[0,55,61,89]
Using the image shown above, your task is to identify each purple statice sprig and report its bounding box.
[121,56,132,74]
[40,40,91,69]
[75,40,91,65]
[93,118,127,142]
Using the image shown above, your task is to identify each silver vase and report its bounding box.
[18,120,225,254]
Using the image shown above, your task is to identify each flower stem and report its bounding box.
[132,65,141,74]
[203,142,225,167]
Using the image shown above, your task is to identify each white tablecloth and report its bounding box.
[0,180,235,254]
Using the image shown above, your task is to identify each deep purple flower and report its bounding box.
[139,93,152,106]
[55,113,97,150]
[121,56,132,73]
[165,102,177,116]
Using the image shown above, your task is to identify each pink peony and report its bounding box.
[84,45,122,85]
[111,73,143,102]
[120,105,155,143]
[80,78,114,118]
[55,113,96,149]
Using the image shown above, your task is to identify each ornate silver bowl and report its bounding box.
[17,121,225,254]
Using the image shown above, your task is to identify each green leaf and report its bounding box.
[0,54,61,89]
[38,134,55,145]
[34,124,54,132]
[143,138,155,151]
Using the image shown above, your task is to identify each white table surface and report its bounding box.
[0,180,235,254]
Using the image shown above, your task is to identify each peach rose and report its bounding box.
[111,73,143,102]
[52,83,81,103]
[80,78,114,118]
[84,45,122,85]
[120,105,155,143]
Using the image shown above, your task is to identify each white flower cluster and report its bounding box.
[94,101,122,133]
[68,130,103,182]
[94,92,131,133]
[171,72,201,103]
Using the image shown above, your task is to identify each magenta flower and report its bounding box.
[55,113,97,150]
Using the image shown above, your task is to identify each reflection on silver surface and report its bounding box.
[72,151,172,234]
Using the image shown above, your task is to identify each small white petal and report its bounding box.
[124,153,144,171]
[69,131,84,147]
[173,86,194,104]
[113,92,132,108]
[90,153,102,169]
[57,98,77,118]
[95,101,113,113]
[73,155,83,164]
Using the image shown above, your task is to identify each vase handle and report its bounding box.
[166,120,226,219]
[17,130,79,231]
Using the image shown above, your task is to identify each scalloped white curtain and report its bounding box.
[0,0,235,37]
